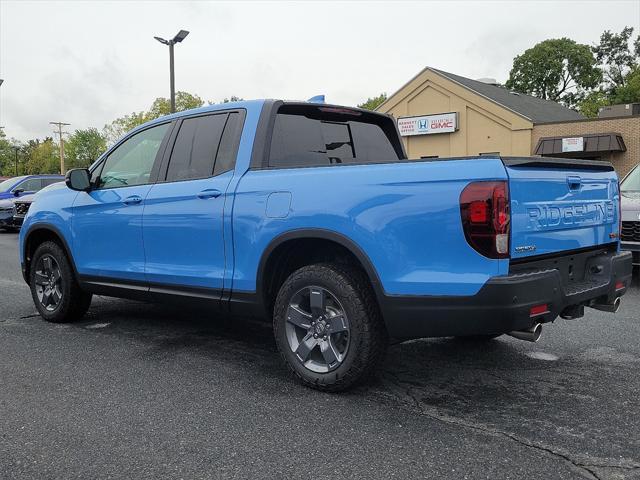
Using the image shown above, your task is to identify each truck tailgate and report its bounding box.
[504,158,620,260]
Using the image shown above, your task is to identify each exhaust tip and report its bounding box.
[507,323,542,342]
[613,296,621,313]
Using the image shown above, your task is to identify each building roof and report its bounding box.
[381,67,585,124]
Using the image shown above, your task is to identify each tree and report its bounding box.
[611,65,640,103]
[103,91,205,145]
[65,128,107,169]
[358,93,387,110]
[506,38,601,108]
[147,91,205,118]
[593,27,639,93]
[22,138,59,175]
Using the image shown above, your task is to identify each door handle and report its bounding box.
[197,189,222,199]
[123,195,143,205]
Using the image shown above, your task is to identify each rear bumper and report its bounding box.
[381,250,633,341]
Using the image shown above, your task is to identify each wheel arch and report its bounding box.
[256,228,385,317]
[22,225,77,285]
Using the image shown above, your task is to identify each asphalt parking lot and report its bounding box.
[1,231,639,480]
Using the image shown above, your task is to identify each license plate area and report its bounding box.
[510,243,617,293]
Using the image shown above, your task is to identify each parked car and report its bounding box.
[0,198,17,231]
[18,100,633,390]
[0,175,64,200]
[621,163,640,266]
[12,193,36,228]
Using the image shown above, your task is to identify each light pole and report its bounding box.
[12,146,20,176]
[154,30,189,113]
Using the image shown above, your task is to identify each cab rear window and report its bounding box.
[268,105,404,168]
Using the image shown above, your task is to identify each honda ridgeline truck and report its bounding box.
[19,100,633,391]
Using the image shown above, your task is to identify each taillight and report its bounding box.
[460,181,510,259]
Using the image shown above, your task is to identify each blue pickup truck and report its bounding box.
[19,100,633,390]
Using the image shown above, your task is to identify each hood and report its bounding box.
[14,193,36,204]
[621,191,640,222]
[0,198,14,210]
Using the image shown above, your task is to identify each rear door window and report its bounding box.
[268,105,402,168]
[165,114,227,182]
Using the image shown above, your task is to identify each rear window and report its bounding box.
[268,105,403,168]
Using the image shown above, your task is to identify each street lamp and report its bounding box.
[12,146,21,177]
[154,30,190,113]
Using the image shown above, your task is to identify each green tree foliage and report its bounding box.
[578,27,640,116]
[506,38,601,108]
[593,27,639,93]
[65,128,107,169]
[103,91,205,145]
[357,93,388,110]
[22,138,60,175]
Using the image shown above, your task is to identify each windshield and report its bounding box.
[621,165,640,192]
[0,176,26,192]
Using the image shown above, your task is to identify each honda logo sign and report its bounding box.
[397,112,458,136]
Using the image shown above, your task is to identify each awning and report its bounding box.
[534,132,626,158]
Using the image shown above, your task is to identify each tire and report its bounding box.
[29,241,92,323]
[273,262,387,392]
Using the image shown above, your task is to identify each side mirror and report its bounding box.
[65,168,92,192]
[13,189,24,197]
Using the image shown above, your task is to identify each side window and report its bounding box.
[98,123,170,189]
[213,112,242,176]
[16,178,43,192]
[42,178,62,187]
[165,114,227,182]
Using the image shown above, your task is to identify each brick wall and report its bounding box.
[532,116,640,177]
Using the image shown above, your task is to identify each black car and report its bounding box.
[12,193,36,228]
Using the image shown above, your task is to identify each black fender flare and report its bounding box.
[22,224,79,284]
[256,228,385,307]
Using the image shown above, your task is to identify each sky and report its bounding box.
[0,0,639,141]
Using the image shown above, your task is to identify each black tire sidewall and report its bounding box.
[29,241,78,322]
[273,264,380,389]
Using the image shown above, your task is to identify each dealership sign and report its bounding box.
[561,137,584,153]
[397,112,458,136]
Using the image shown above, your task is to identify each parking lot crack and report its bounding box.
[380,372,640,480]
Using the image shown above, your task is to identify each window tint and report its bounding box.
[0,176,26,191]
[17,178,43,192]
[42,178,62,187]
[213,112,241,176]
[269,111,400,168]
[98,123,170,189]
[166,114,227,182]
[622,165,640,192]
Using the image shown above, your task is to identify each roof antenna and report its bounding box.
[308,95,325,104]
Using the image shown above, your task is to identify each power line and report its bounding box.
[50,121,70,174]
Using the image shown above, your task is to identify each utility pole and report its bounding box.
[50,121,70,174]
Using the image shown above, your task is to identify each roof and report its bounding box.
[380,67,585,124]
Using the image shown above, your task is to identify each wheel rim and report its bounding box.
[33,255,63,312]
[285,286,350,373]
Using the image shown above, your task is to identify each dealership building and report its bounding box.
[377,67,640,176]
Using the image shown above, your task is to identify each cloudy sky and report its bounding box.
[0,0,638,141]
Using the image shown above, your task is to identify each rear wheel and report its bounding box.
[29,241,92,323]
[273,263,387,391]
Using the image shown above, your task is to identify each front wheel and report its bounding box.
[273,263,387,391]
[29,241,92,323]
